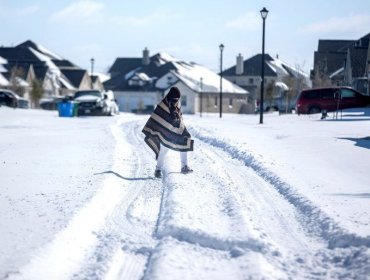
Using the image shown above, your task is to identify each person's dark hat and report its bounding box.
[167,87,181,100]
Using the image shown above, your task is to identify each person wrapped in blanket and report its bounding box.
[142,86,194,178]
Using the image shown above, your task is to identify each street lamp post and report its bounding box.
[219,44,224,118]
[90,58,95,89]
[259,7,268,124]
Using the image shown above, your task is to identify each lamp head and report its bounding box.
[219,44,224,52]
[260,7,269,19]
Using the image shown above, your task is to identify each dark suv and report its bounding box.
[0,89,29,108]
[295,87,370,114]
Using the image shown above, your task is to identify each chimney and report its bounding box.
[236,53,244,75]
[143,47,150,65]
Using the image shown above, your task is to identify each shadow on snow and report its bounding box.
[337,137,370,150]
[329,193,370,199]
[94,170,156,181]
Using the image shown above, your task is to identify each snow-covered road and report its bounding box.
[1,109,370,279]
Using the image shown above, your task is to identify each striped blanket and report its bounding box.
[142,100,194,159]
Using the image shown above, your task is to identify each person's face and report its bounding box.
[169,98,179,106]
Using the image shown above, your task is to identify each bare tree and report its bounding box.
[313,60,332,87]
[283,62,310,113]
[282,76,295,113]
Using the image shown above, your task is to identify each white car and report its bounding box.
[73,90,119,116]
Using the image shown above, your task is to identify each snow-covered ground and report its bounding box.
[0,107,369,279]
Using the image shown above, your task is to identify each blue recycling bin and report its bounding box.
[58,102,75,117]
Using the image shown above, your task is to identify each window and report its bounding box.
[128,79,144,86]
[229,98,233,108]
[322,91,334,99]
[181,96,187,107]
[249,78,254,84]
[341,89,355,98]
[304,91,320,99]
[214,97,218,107]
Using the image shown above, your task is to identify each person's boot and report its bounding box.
[181,165,193,174]
[154,169,162,178]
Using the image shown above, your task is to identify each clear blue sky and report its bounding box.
[1,0,370,74]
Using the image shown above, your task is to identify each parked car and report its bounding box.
[295,87,370,114]
[0,89,29,109]
[73,90,119,116]
[256,98,296,113]
[39,96,64,110]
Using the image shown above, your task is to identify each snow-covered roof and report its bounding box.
[0,65,7,73]
[329,67,344,79]
[154,52,179,66]
[125,67,142,80]
[268,58,309,79]
[35,43,63,60]
[133,72,151,81]
[223,54,310,89]
[16,40,63,60]
[0,56,7,65]
[91,72,110,83]
[29,47,61,76]
[59,76,75,90]
[275,81,289,90]
[171,61,247,94]
[0,56,7,73]
[150,53,248,94]
[106,52,248,94]
[15,77,29,87]
[267,57,312,88]
[29,47,72,90]
[0,40,95,93]
[267,60,290,76]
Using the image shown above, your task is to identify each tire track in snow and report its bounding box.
[190,125,370,250]
[8,118,139,280]
[190,127,370,279]
[195,138,326,278]
[138,120,370,279]
[104,119,369,279]
[141,128,285,278]
[155,163,268,250]
[199,143,320,251]
[73,119,164,280]
[115,117,270,278]
[7,117,162,280]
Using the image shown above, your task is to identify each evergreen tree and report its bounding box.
[30,79,44,108]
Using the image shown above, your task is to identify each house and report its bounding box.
[0,46,39,99]
[222,53,309,111]
[104,48,249,114]
[0,40,104,103]
[311,32,370,94]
